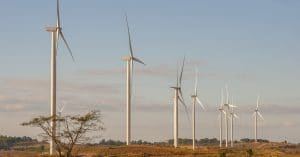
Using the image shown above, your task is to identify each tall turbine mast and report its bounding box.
[170,56,190,148]
[190,69,205,150]
[225,86,229,147]
[230,97,238,147]
[122,13,145,145]
[219,89,225,148]
[46,0,74,155]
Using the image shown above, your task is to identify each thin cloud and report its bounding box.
[0,79,122,113]
[78,60,207,78]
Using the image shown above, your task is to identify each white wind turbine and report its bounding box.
[253,95,264,142]
[57,103,66,139]
[122,14,145,145]
[223,86,237,147]
[170,57,190,148]
[45,0,74,155]
[229,97,238,147]
[190,69,205,150]
[218,89,225,148]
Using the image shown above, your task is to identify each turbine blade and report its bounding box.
[57,104,62,113]
[178,89,185,103]
[132,57,146,65]
[222,110,226,115]
[125,13,133,57]
[196,97,205,110]
[258,111,264,120]
[229,104,237,108]
[56,0,60,27]
[225,84,229,104]
[59,104,66,113]
[194,68,198,95]
[234,114,239,119]
[59,30,75,62]
[179,56,185,87]
[257,95,260,109]
[176,65,179,87]
[178,94,191,123]
[220,88,224,107]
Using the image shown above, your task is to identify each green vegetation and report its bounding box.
[240,138,269,143]
[246,148,254,157]
[0,135,37,150]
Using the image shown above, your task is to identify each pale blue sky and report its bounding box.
[0,0,300,143]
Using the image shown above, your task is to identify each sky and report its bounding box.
[0,0,300,143]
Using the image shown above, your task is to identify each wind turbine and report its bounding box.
[190,69,205,150]
[57,103,66,140]
[122,14,145,145]
[45,0,74,155]
[229,97,238,147]
[170,56,190,148]
[253,95,264,142]
[223,85,236,147]
[218,89,225,148]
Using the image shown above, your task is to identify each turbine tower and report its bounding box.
[218,89,225,148]
[254,95,264,142]
[122,14,145,145]
[190,69,205,150]
[170,57,190,148]
[229,97,238,147]
[45,0,74,155]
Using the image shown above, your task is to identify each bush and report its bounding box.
[246,149,253,157]
[219,152,226,157]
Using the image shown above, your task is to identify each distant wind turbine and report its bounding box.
[122,13,145,145]
[45,0,75,155]
[190,69,205,150]
[229,97,238,147]
[223,85,237,147]
[57,103,66,140]
[253,95,264,142]
[218,89,225,148]
[170,56,190,148]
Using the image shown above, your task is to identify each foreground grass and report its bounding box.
[1,142,300,157]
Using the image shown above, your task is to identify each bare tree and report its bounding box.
[22,110,104,157]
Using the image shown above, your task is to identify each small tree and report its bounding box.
[22,110,104,157]
[246,149,254,157]
[219,152,226,157]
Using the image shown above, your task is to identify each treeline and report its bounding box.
[240,138,269,143]
[0,135,38,150]
[97,138,270,146]
[167,138,219,145]
[98,139,152,146]
[97,138,220,146]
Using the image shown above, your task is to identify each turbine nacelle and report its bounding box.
[122,56,145,65]
[46,27,57,32]
[170,86,181,90]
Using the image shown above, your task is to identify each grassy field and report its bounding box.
[0,142,300,157]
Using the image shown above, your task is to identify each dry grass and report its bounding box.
[1,142,300,157]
